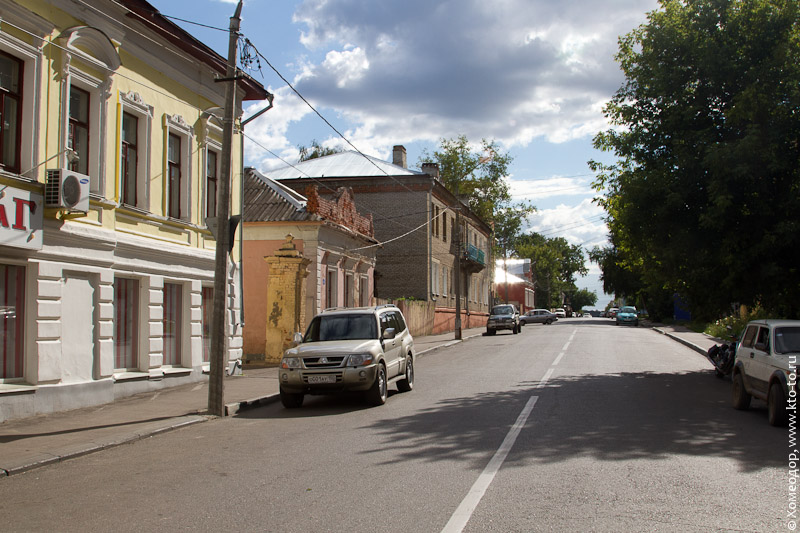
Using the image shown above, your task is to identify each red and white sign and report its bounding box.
[0,185,43,250]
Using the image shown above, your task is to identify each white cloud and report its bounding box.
[286,0,658,146]
[526,198,608,249]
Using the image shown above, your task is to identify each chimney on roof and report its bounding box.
[422,162,440,180]
[392,145,407,168]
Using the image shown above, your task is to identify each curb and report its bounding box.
[0,415,207,477]
[652,327,711,357]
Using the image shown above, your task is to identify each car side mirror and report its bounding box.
[292,332,303,346]
[382,328,396,340]
[754,342,767,352]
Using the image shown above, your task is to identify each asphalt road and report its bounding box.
[0,319,787,532]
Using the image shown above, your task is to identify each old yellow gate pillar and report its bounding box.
[264,235,311,363]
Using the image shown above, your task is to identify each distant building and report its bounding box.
[241,168,377,362]
[264,146,493,333]
[494,258,535,312]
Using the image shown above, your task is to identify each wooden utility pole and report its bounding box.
[454,183,462,341]
[208,1,242,416]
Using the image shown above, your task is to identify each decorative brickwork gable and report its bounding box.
[305,185,374,238]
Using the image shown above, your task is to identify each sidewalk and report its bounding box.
[0,323,719,477]
[0,327,486,477]
[649,322,721,356]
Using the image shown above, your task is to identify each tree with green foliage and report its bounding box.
[568,288,598,312]
[590,0,800,320]
[419,136,534,238]
[514,233,589,309]
[298,140,343,162]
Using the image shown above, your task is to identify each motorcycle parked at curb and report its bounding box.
[706,327,738,379]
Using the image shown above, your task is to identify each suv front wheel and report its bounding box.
[280,387,304,408]
[365,363,388,406]
[397,356,414,392]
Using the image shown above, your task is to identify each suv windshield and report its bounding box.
[775,326,800,354]
[491,305,515,316]
[304,315,378,342]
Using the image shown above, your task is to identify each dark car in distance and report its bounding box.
[486,304,521,335]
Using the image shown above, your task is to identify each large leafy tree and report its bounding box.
[514,233,589,309]
[591,0,800,320]
[419,136,534,237]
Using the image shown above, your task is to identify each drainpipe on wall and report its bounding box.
[238,92,274,326]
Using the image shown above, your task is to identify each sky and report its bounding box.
[147,0,662,309]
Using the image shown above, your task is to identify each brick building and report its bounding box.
[242,168,377,361]
[266,146,493,333]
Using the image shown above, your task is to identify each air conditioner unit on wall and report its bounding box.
[45,169,90,213]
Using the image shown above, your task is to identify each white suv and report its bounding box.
[732,319,800,426]
[279,305,415,408]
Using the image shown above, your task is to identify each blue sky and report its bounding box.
[148,0,661,309]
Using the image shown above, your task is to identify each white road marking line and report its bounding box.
[561,341,571,351]
[441,396,539,533]
[552,352,565,366]
[537,367,554,388]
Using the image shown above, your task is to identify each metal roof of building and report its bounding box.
[243,168,321,223]
[264,151,424,180]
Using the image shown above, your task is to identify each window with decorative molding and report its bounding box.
[57,25,120,195]
[0,51,23,174]
[119,91,152,210]
[206,148,218,218]
[0,15,42,178]
[164,114,193,221]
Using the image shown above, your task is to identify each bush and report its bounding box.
[704,306,769,340]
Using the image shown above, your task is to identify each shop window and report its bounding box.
[162,283,182,366]
[202,286,213,363]
[0,264,25,379]
[113,277,139,370]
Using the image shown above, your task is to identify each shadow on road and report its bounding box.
[355,370,784,473]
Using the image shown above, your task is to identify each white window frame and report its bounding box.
[441,267,448,298]
[0,7,46,181]
[119,91,152,210]
[431,260,440,296]
[326,268,338,309]
[162,281,187,368]
[163,114,194,222]
[113,276,140,372]
[0,41,39,179]
[60,64,111,195]
[204,143,221,219]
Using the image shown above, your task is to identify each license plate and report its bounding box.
[307,374,336,384]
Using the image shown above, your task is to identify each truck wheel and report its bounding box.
[280,387,304,408]
[732,372,751,410]
[397,355,414,392]
[768,382,788,426]
[365,363,388,406]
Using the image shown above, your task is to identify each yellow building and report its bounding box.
[0,0,269,421]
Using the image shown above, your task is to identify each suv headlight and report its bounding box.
[347,353,374,367]
[281,357,302,369]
